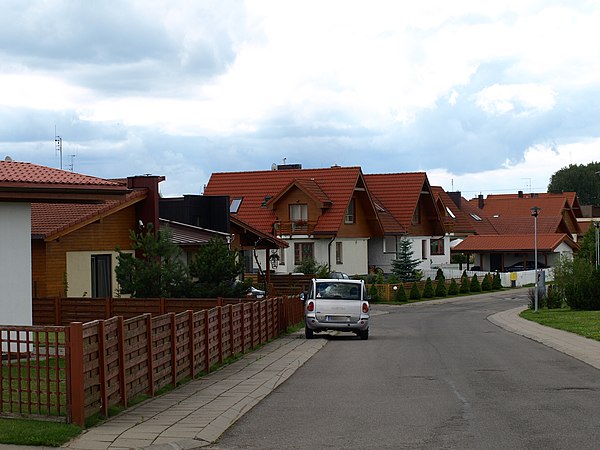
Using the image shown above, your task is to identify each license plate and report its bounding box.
[326,315,349,322]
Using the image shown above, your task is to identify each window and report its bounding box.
[412,203,421,224]
[294,242,314,265]
[336,242,343,264]
[230,198,243,213]
[290,204,308,222]
[421,240,427,260]
[279,247,286,266]
[445,206,456,219]
[91,254,112,298]
[430,238,444,255]
[345,199,355,224]
[470,213,482,221]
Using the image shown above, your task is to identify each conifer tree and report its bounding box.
[409,282,421,300]
[492,272,502,290]
[391,237,421,282]
[395,284,407,302]
[448,278,459,295]
[470,274,482,292]
[422,277,434,298]
[481,274,492,291]
[460,276,470,293]
[435,279,447,297]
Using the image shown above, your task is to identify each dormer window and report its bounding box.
[345,199,355,224]
[290,204,308,223]
[230,198,243,213]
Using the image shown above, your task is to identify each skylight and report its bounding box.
[470,213,482,221]
[445,206,456,219]
[230,197,243,213]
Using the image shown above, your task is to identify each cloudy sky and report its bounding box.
[1,1,599,199]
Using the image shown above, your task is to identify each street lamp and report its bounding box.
[530,206,541,312]
[594,221,600,270]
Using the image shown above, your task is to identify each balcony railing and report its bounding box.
[273,220,317,236]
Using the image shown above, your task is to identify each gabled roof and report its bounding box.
[474,195,570,218]
[160,219,229,246]
[485,191,582,218]
[204,166,365,235]
[32,189,147,241]
[489,216,570,235]
[452,233,579,253]
[266,178,332,209]
[364,172,443,234]
[0,160,128,202]
[431,186,477,235]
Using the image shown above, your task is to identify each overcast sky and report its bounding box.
[1,1,599,199]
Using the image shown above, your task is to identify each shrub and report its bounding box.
[387,274,400,284]
[470,275,481,292]
[395,284,407,302]
[448,278,459,295]
[528,287,546,310]
[459,276,470,294]
[422,277,434,298]
[375,271,385,285]
[435,268,445,281]
[369,283,380,302]
[435,279,447,297]
[409,282,421,300]
[554,256,600,310]
[545,284,563,309]
[492,272,502,290]
[481,274,492,291]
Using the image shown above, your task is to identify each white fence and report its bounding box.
[423,266,553,288]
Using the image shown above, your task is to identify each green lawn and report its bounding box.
[520,308,600,341]
[0,417,81,447]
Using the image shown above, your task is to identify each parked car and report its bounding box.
[248,286,265,298]
[329,271,350,279]
[303,278,369,340]
[504,261,548,272]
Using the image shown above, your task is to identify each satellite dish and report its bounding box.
[271,163,277,171]
[4,155,13,162]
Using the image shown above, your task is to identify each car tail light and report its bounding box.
[362,302,369,313]
[307,301,315,312]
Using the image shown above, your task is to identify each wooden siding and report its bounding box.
[338,191,381,238]
[33,207,136,298]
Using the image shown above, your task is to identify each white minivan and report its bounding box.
[303,278,370,340]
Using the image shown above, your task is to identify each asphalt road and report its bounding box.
[209,291,600,449]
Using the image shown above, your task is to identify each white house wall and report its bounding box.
[0,203,32,326]
[369,235,451,274]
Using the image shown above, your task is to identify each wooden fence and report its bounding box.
[2,296,304,425]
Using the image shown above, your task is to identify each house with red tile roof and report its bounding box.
[449,191,581,273]
[364,173,448,273]
[31,175,163,299]
[204,165,384,275]
[1,159,129,325]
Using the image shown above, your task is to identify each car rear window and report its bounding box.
[315,282,361,300]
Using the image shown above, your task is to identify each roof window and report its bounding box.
[230,197,243,213]
[445,206,456,219]
[470,213,482,221]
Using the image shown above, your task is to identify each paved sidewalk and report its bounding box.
[59,334,326,450]
[488,305,600,370]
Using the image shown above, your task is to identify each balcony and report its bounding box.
[273,220,316,236]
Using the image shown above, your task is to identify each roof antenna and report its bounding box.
[54,125,63,170]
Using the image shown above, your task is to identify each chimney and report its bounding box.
[447,191,461,209]
[127,175,164,233]
[478,194,484,209]
[518,190,523,198]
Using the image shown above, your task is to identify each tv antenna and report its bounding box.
[54,126,63,170]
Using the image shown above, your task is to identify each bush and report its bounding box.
[409,282,421,300]
[435,268,445,281]
[448,278,459,295]
[553,257,600,310]
[435,279,447,297]
[545,285,563,309]
[459,276,470,294]
[492,272,502,290]
[528,287,546,310]
[369,283,380,302]
[470,275,481,292]
[394,284,407,302]
[481,274,492,291]
[422,277,434,298]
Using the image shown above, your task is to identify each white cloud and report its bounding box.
[475,83,556,116]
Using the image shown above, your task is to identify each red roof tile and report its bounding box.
[0,161,122,187]
[32,189,146,239]
[488,216,568,235]
[204,167,363,235]
[453,233,578,252]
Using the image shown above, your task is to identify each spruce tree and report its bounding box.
[422,277,434,298]
[492,272,502,290]
[470,274,482,292]
[435,268,445,281]
[448,278,459,295]
[395,284,407,302]
[481,274,492,291]
[391,237,421,282]
[460,276,470,294]
[435,279,447,297]
[409,282,422,300]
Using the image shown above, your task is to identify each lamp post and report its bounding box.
[530,206,541,312]
[594,221,600,270]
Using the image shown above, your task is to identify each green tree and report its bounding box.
[448,278,459,295]
[481,274,492,291]
[492,272,502,290]
[409,282,421,300]
[470,274,482,292]
[435,279,447,297]
[576,225,598,265]
[116,224,192,298]
[459,276,470,294]
[189,238,250,298]
[422,277,434,298]
[392,237,421,282]
[394,284,407,302]
[547,161,600,205]
[552,255,600,310]
[435,268,445,281]
[295,257,329,277]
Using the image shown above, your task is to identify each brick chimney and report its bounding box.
[127,175,165,233]
[478,194,484,209]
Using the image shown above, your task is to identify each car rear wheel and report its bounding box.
[305,326,314,339]
[359,329,369,340]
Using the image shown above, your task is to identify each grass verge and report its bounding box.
[520,308,600,342]
[0,418,82,447]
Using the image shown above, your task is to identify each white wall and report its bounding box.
[369,235,451,274]
[0,203,32,325]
